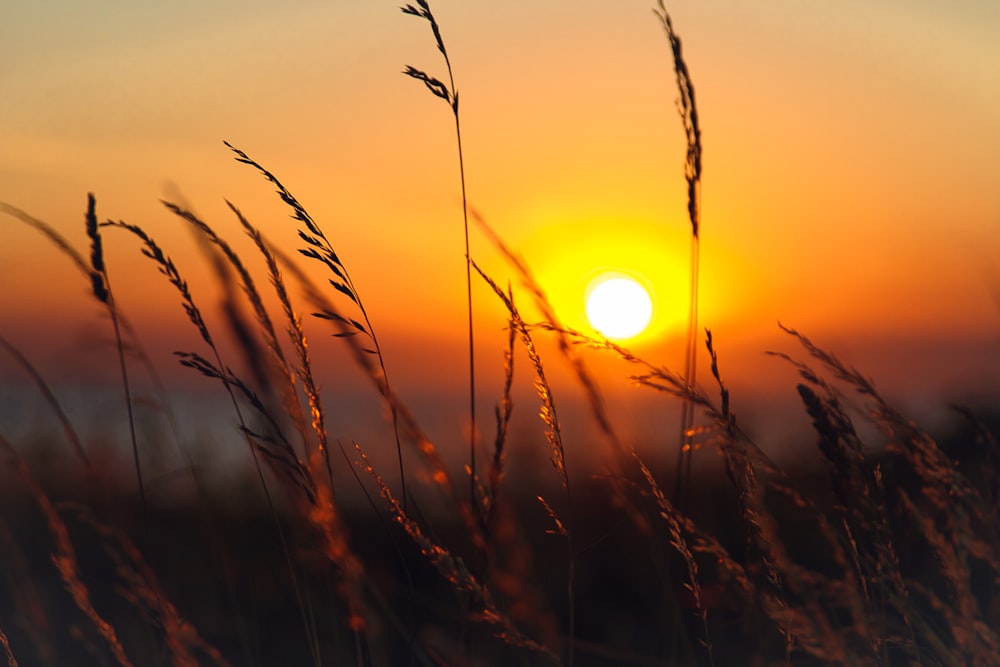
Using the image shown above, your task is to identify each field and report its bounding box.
[2,2,999,666]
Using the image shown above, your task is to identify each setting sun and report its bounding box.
[585,273,654,340]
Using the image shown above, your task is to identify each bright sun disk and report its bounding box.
[585,274,654,339]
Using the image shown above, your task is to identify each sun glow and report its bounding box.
[511,217,692,345]
[585,273,654,340]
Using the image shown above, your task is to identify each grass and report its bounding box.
[654,0,703,519]
[1,2,999,666]
[402,0,478,518]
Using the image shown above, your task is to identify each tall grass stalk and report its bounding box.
[481,294,515,542]
[0,200,191,476]
[402,0,478,512]
[655,1,703,511]
[85,195,145,511]
[228,202,330,479]
[225,201,386,662]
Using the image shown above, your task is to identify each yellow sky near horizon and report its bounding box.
[2,0,999,410]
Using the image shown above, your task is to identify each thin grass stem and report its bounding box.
[654,1,703,512]
[0,335,89,466]
[402,0,478,514]
[84,195,144,512]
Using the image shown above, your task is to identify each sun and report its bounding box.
[585,273,654,340]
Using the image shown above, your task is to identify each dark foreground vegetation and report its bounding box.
[1,393,998,667]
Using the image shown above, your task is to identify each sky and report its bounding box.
[2,1,999,466]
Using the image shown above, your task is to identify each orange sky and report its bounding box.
[2,1,999,461]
